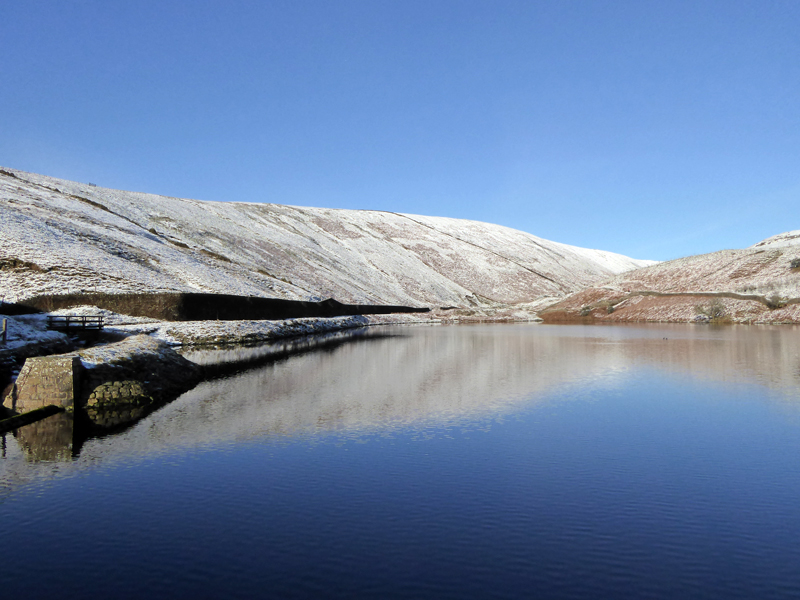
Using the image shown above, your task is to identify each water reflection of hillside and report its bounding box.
[583,323,800,393]
[74,323,800,455]
[3,323,800,492]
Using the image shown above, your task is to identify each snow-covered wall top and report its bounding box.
[0,167,653,306]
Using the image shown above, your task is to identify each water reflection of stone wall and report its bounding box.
[14,411,74,462]
[4,324,800,482]
[89,324,800,458]
[129,327,592,448]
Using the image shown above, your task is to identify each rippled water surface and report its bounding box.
[3,323,800,599]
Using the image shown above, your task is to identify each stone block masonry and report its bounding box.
[2,355,81,413]
[2,335,201,427]
[85,380,152,408]
[83,380,154,429]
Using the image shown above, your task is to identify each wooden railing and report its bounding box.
[46,315,104,332]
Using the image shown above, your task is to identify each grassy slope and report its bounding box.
[540,242,800,324]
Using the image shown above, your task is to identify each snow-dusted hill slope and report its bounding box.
[539,232,800,324]
[750,230,800,250]
[0,167,652,308]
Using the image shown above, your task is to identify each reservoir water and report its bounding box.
[2,323,800,599]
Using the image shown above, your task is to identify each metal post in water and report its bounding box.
[1,318,6,343]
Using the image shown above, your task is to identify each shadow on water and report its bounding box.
[183,326,407,379]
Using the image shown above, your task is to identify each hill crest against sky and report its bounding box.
[0,167,653,309]
[1,2,797,261]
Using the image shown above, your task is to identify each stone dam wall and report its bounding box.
[3,355,81,413]
[2,336,202,434]
[14,292,430,321]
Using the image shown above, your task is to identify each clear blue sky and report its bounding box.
[1,1,797,261]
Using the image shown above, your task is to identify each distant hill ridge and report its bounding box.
[540,229,800,324]
[0,167,653,312]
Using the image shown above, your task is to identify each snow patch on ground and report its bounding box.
[78,334,174,369]
[0,314,66,350]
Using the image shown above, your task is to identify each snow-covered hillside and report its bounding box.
[0,167,652,309]
[540,232,800,324]
[750,230,800,250]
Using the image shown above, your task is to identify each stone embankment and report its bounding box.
[0,311,411,431]
[2,335,201,431]
[16,292,431,322]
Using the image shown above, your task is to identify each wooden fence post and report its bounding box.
[2,318,7,343]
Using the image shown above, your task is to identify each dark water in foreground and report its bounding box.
[2,323,800,599]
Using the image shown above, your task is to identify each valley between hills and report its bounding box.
[1,166,798,326]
